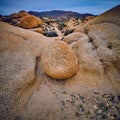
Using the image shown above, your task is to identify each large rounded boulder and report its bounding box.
[41,40,79,79]
[19,15,42,29]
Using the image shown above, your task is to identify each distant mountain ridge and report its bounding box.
[28,10,95,18]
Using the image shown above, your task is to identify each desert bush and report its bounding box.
[43,31,58,37]
[57,20,67,30]
[64,29,74,36]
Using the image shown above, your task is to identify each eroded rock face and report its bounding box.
[80,5,120,96]
[86,22,120,95]
[41,40,79,79]
[0,21,51,119]
[63,32,87,45]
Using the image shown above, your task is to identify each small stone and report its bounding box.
[107,95,114,101]
[75,112,80,117]
[101,113,107,119]
[63,91,67,94]
[93,91,98,94]
[117,96,120,101]
[110,116,114,120]
[98,110,102,114]
[93,105,98,109]
[106,102,110,108]
[79,105,84,112]
[66,99,72,102]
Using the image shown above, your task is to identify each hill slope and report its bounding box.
[83,5,120,27]
[28,10,94,18]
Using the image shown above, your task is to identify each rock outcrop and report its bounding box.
[84,5,120,27]
[85,22,120,96]
[19,15,42,29]
[63,32,87,45]
[0,21,51,119]
[9,10,29,19]
[81,5,120,96]
[0,22,79,119]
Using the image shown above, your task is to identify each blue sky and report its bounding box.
[0,0,119,15]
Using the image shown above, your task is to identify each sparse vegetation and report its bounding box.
[64,29,74,36]
[57,19,67,30]
[43,31,58,37]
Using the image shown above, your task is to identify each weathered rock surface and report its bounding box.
[63,32,87,45]
[86,22,120,96]
[0,21,51,119]
[74,25,85,33]
[19,15,42,29]
[84,5,120,27]
[34,28,43,33]
[9,10,29,19]
[41,40,78,79]
[81,5,120,96]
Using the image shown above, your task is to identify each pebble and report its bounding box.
[59,92,120,119]
[93,105,98,109]
[93,91,99,94]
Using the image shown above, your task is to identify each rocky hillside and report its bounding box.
[28,10,95,18]
[0,10,43,29]
[0,5,120,120]
[0,10,95,38]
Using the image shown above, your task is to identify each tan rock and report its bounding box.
[83,5,120,28]
[19,15,42,29]
[41,40,79,79]
[63,32,87,45]
[35,28,43,33]
[85,16,95,21]
[82,5,120,95]
[0,21,51,119]
[86,22,120,95]
[9,10,29,19]
[74,25,85,33]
